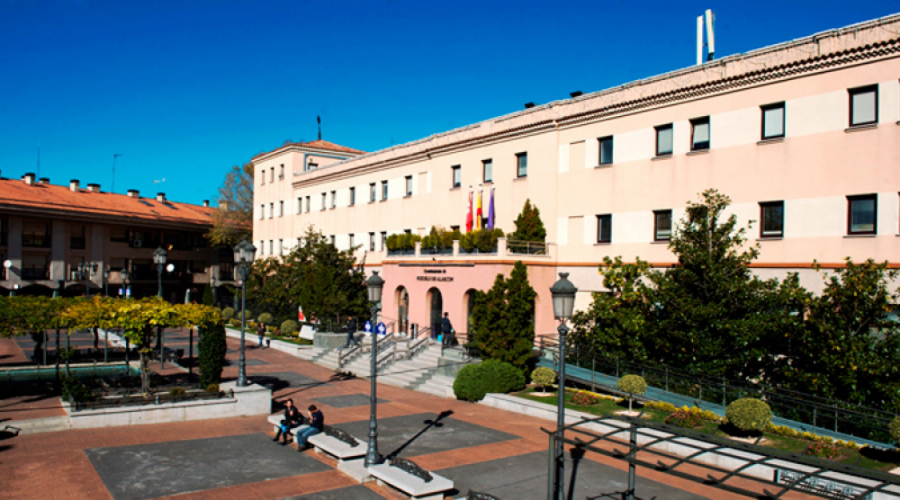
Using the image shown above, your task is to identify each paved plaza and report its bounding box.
[0,331,745,500]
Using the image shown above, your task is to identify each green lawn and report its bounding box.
[514,388,900,472]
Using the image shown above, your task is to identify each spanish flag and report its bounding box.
[465,190,473,233]
[476,189,483,230]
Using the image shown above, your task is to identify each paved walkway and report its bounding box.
[0,333,763,500]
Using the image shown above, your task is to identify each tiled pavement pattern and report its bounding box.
[0,333,757,500]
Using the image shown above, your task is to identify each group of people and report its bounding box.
[273,399,324,451]
[342,312,456,348]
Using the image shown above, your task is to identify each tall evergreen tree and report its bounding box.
[470,261,536,370]
[509,199,546,243]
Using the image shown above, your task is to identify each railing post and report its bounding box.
[615,357,619,378]
[665,367,669,393]
[547,432,557,500]
[626,422,637,500]
[591,357,595,393]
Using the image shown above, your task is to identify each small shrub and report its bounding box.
[806,441,841,460]
[168,387,186,401]
[453,364,488,402]
[617,374,647,412]
[230,319,241,328]
[280,319,299,335]
[61,375,93,403]
[247,321,258,331]
[479,359,525,393]
[221,307,235,321]
[646,401,678,413]
[206,383,220,393]
[531,366,556,392]
[890,417,900,445]
[725,398,772,433]
[571,391,600,406]
[665,409,701,429]
[257,313,274,326]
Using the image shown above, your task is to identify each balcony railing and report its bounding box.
[506,240,548,255]
[21,267,50,280]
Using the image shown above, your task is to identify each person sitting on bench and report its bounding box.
[273,399,301,445]
[297,404,323,451]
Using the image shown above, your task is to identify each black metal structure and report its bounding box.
[544,414,900,500]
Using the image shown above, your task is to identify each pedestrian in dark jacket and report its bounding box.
[296,405,323,451]
[441,312,453,347]
[274,399,301,444]
[343,317,359,348]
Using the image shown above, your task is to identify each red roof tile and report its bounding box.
[252,139,364,160]
[0,179,213,227]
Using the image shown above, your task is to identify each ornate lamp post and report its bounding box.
[365,270,385,467]
[549,272,577,500]
[78,261,97,297]
[233,239,256,387]
[4,260,13,296]
[153,247,167,299]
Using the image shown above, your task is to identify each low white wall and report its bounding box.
[63,381,271,429]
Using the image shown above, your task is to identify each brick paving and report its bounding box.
[0,334,780,500]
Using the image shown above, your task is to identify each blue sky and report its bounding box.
[2,1,898,205]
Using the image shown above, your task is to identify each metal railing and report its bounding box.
[506,240,548,255]
[407,326,432,359]
[539,339,899,444]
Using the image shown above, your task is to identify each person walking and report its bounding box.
[343,316,359,349]
[441,312,454,347]
[257,322,266,348]
[296,404,323,451]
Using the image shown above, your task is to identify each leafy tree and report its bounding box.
[470,261,536,370]
[779,259,900,410]
[509,199,546,243]
[247,227,367,326]
[206,162,253,248]
[201,284,215,306]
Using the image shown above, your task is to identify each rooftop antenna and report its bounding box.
[112,154,122,193]
[317,115,322,141]
[697,9,716,65]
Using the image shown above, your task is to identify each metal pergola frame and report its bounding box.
[543,414,900,500]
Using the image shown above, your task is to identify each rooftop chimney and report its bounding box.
[156,192,166,202]
[127,189,139,198]
[202,200,209,207]
[87,183,100,193]
[23,172,35,185]
[38,177,49,184]
[70,179,80,192]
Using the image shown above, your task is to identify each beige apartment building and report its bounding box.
[0,173,231,303]
[253,14,900,337]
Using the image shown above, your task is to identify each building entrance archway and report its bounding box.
[427,287,442,340]
[396,286,409,334]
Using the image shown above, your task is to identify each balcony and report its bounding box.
[384,238,555,261]
[21,267,50,280]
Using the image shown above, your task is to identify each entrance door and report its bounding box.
[397,287,409,334]
[429,288,443,339]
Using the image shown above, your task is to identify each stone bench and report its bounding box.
[368,458,454,500]
[307,426,366,462]
[267,413,309,436]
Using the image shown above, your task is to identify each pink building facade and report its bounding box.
[253,14,900,339]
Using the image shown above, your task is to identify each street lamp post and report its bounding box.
[78,262,96,297]
[3,260,12,296]
[121,268,131,367]
[549,272,577,500]
[233,240,256,387]
[365,270,385,467]
[153,247,167,299]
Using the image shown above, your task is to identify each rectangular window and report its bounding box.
[70,225,86,250]
[279,164,284,180]
[483,159,493,183]
[297,197,302,214]
[269,240,273,255]
[516,152,528,178]
[331,190,336,209]
[370,183,376,202]
[321,193,326,211]
[260,170,265,185]
[596,214,612,243]
[761,102,785,139]
[269,203,274,219]
[599,136,613,165]
[690,117,710,151]
[849,85,878,127]
[848,194,877,235]
[760,201,784,238]
[451,166,461,188]
[260,204,265,220]
[349,234,355,248]
[330,235,335,246]
[380,231,387,250]
[305,196,310,213]
[349,187,356,206]
[259,240,264,256]
[369,232,376,251]
[270,168,274,183]
[278,239,283,255]
[279,200,284,217]
[406,175,413,196]
[655,124,673,156]
[381,180,388,201]
[653,210,672,241]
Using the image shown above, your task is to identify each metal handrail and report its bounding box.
[374,333,396,371]
[506,239,548,255]
[408,327,432,358]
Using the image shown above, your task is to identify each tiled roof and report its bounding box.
[252,139,364,160]
[0,179,213,227]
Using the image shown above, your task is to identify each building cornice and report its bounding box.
[293,14,900,189]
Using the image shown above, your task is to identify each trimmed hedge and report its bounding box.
[726,398,772,432]
[280,319,299,335]
[198,323,227,388]
[617,374,647,396]
[221,307,235,321]
[453,364,487,402]
[257,312,274,326]
[453,360,524,401]
[531,366,556,391]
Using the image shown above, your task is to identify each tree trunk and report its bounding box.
[93,327,99,350]
[140,351,150,395]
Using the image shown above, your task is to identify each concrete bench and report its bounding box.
[368,459,454,500]
[267,413,308,436]
[307,427,366,462]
